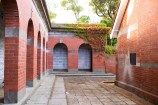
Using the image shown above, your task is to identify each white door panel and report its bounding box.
[78,44,92,70]
[53,44,68,70]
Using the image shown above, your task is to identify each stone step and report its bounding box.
[50,71,115,77]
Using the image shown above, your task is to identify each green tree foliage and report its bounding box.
[48,11,57,23]
[105,45,116,55]
[106,34,117,46]
[61,0,83,21]
[100,17,112,27]
[47,2,57,23]
[89,0,118,19]
[78,15,90,23]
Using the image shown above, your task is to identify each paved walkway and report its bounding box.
[48,77,67,105]
[24,75,153,105]
[64,77,136,105]
[24,75,55,105]
[64,76,153,105]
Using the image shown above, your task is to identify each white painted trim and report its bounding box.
[110,0,129,38]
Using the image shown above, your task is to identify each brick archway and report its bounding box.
[37,32,42,80]
[78,44,92,72]
[26,19,35,87]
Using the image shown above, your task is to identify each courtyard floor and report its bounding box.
[23,74,153,105]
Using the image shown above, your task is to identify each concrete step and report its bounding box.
[50,71,116,77]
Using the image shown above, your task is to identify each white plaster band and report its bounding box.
[118,22,138,36]
[118,61,158,68]
[46,49,53,53]
[5,27,19,37]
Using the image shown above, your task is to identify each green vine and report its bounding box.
[58,24,110,52]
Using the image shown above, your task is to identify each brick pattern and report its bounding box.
[43,39,46,73]
[37,33,42,79]
[105,55,117,74]
[2,0,23,93]
[5,37,19,92]
[26,20,35,83]
[92,52,105,72]
[116,0,158,103]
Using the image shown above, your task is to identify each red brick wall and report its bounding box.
[92,52,105,72]
[105,55,116,74]
[48,35,106,72]
[116,0,158,103]
[2,0,49,103]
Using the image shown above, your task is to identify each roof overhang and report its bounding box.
[33,0,51,31]
[110,0,129,38]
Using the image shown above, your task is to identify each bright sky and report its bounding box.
[46,0,102,23]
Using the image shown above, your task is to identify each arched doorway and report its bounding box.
[53,43,68,71]
[78,44,92,72]
[26,19,34,87]
[37,32,41,79]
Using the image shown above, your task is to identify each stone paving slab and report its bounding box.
[24,75,55,105]
[64,76,153,105]
[48,77,67,105]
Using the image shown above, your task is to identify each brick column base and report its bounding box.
[4,88,26,104]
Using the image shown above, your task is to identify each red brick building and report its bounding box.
[0,0,51,103]
[2,0,158,104]
[0,0,106,103]
[111,0,158,103]
[47,26,106,73]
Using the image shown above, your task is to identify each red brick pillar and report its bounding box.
[37,44,42,79]
[68,50,78,72]
[44,50,46,73]
[43,50,45,74]
[37,33,42,79]
[5,36,26,103]
[42,39,46,75]
[3,0,26,103]
[46,49,53,72]
[26,20,37,87]
[92,51,106,73]
[26,39,36,86]
[46,42,48,72]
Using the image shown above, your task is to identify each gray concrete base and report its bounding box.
[37,74,43,80]
[68,69,78,72]
[47,69,52,74]
[4,87,26,104]
[93,69,105,73]
[49,69,68,74]
[26,78,37,87]
[45,70,49,76]
[42,71,45,76]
